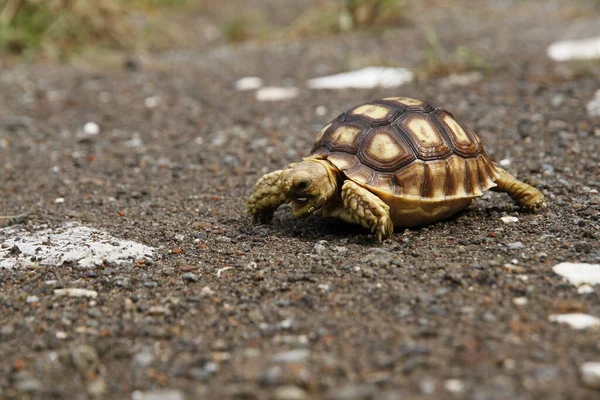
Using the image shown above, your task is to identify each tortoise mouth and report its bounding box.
[291,197,317,217]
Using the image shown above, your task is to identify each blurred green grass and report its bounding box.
[0,0,192,60]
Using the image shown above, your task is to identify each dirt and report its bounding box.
[1,1,600,399]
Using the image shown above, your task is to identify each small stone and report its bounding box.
[551,94,565,107]
[132,348,154,368]
[272,349,310,363]
[148,306,167,315]
[182,273,198,282]
[328,384,376,400]
[54,197,65,204]
[54,288,98,298]
[83,122,100,135]
[313,240,328,256]
[513,297,528,306]
[144,96,161,108]
[578,285,594,294]
[507,242,524,250]
[132,389,185,400]
[144,281,158,289]
[444,379,465,393]
[315,106,327,116]
[87,378,106,396]
[581,362,600,389]
[548,313,600,330]
[235,76,264,91]
[255,87,299,102]
[14,373,42,393]
[26,295,39,303]
[500,216,518,224]
[71,345,100,375]
[553,263,600,287]
[499,158,511,167]
[273,385,308,400]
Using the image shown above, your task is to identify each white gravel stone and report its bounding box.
[444,379,465,393]
[553,262,600,287]
[578,285,594,294]
[235,76,264,91]
[512,297,528,306]
[440,71,483,88]
[307,67,414,89]
[547,36,600,61]
[132,389,184,400]
[83,122,100,135]
[255,87,299,101]
[315,105,327,116]
[586,90,600,118]
[26,295,39,303]
[580,362,600,389]
[144,96,161,108]
[54,288,98,298]
[499,158,511,167]
[272,349,310,363]
[0,223,155,269]
[500,216,519,224]
[54,197,65,204]
[548,313,600,330]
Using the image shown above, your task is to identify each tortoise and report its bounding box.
[246,97,546,241]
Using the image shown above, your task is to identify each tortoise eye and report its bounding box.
[296,179,310,191]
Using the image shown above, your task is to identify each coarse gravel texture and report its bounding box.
[1,1,600,399]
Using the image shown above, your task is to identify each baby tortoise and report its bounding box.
[246,97,546,241]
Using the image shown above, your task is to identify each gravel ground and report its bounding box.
[1,1,600,399]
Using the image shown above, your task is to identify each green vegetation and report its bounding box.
[0,0,191,59]
[422,27,492,78]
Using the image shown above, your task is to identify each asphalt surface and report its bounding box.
[1,1,600,399]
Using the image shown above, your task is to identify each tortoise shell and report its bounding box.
[311,96,502,200]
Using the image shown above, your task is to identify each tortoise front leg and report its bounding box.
[341,180,393,242]
[246,169,290,223]
[491,166,547,211]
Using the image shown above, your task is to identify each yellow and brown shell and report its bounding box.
[311,97,502,200]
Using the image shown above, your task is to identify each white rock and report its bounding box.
[500,216,519,224]
[499,158,511,167]
[587,90,600,118]
[235,76,264,91]
[26,295,39,303]
[547,36,600,61]
[580,362,600,389]
[443,379,465,393]
[512,297,528,306]
[255,87,299,102]
[548,313,600,330]
[578,285,594,294]
[272,349,310,363]
[315,105,327,116]
[144,96,161,108]
[54,197,65,204]
[307,67,414,89]
[553,262,600,287]
[440,71,483,88]
[54,288,98,298]
[83,122,100,135]
[0,223,155,269]
[132,389,184,400]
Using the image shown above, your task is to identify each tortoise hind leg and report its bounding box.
[491,166,546,211]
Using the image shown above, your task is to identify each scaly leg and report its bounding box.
[341,180,393,242]
[491,166,546,211]
[246,170,289,223]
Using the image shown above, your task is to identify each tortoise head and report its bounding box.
[282,159,338,218]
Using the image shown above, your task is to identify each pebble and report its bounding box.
[182,272,198,282]
[440,71,483,88]
[54,197,65,204]
[54,288,98,298]
[444,379,465,393]
[307,67,414,89]
[499,158,511,167]
[83,122,100,135]
[273,385,308,400]
[547,35,600,61]
[553,262,600,286]
[588,92,600,118]
[255,87,299,102]
[132,348,154,368]
[548,313,600,330]
[272,349,310,363]
[512,297,528,306]
[507,242,524,250]
[315,105,327,116]
[26,295,39,303]
[500,216,518,224]
[313,240,328,256]
[144,96,161,108]
[235,76,264,91]
[132,389,185,400]
[328,384,376,400]
[580,362,600,389]
[71,345,100,375]
[13,372,42,393]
